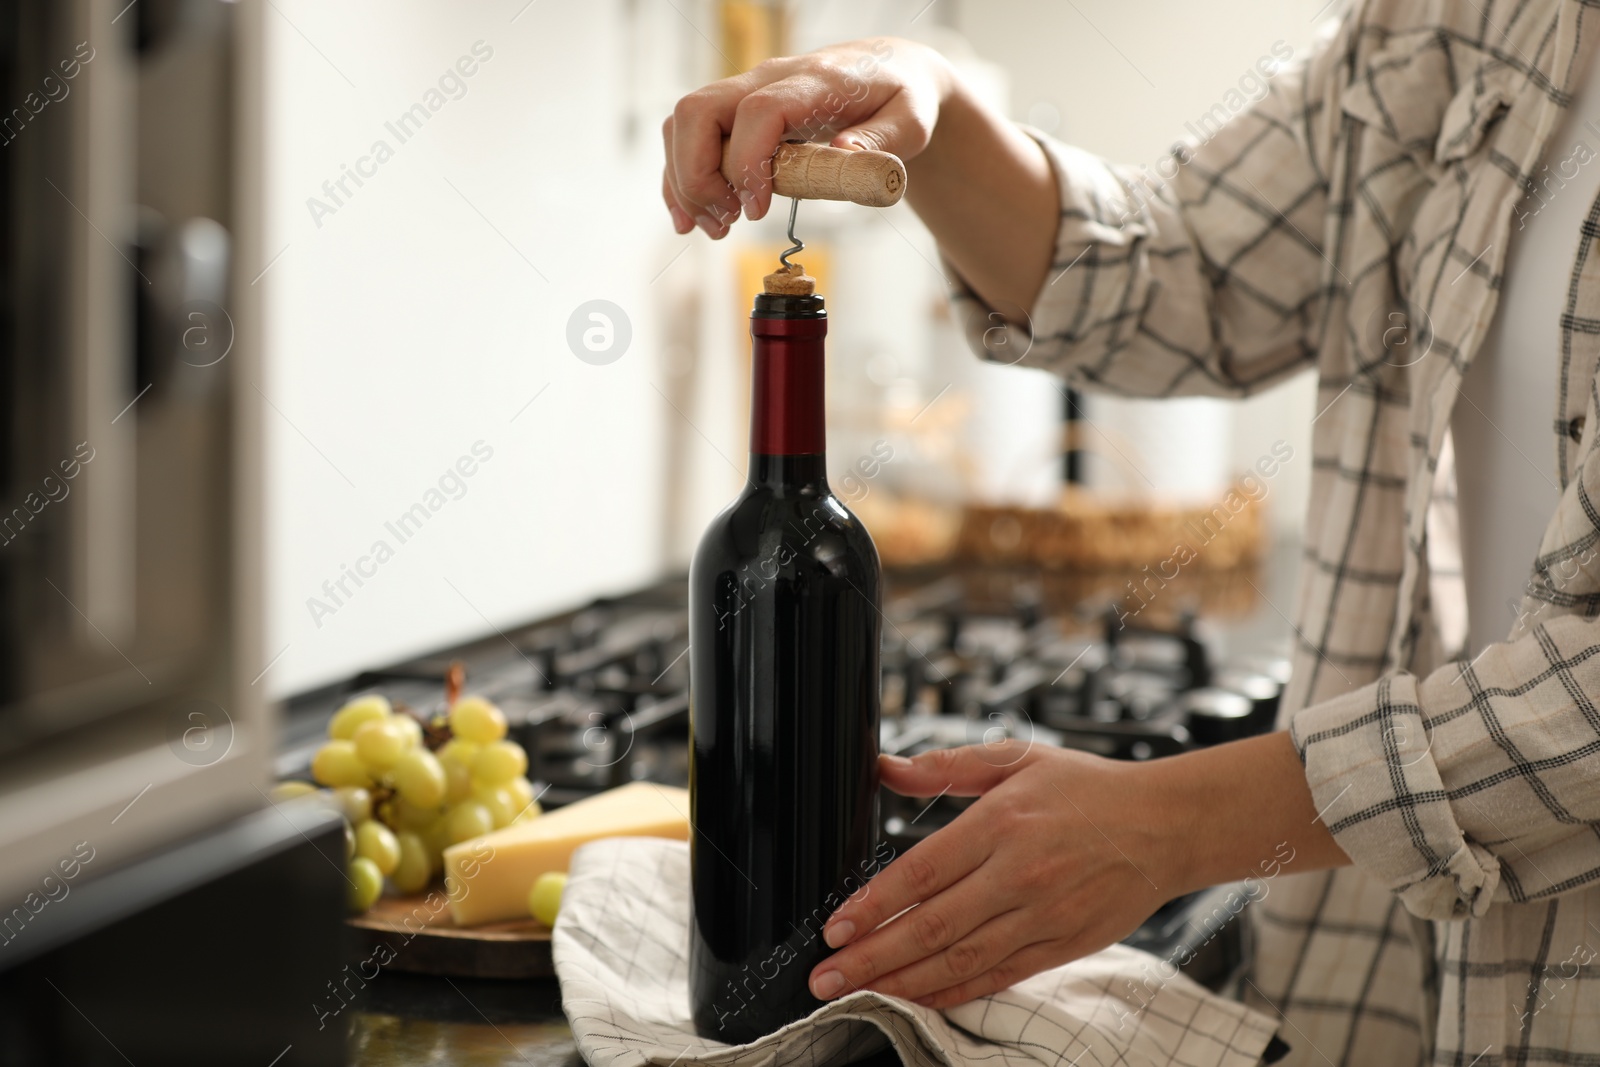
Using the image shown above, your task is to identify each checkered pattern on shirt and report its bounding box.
[947,0,1600,1063]
[551,836,1279,1067]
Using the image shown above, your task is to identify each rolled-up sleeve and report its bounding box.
[1291,608,1600,921]
[946,31,1344,400]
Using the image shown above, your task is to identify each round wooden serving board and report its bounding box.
[346,892,553,979]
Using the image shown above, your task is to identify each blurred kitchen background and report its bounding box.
[0,0,1329,1064]
[263,0,1322,697]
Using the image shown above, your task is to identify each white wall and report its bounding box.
[260,0,690,696]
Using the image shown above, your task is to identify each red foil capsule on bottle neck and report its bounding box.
[749,310,827,456]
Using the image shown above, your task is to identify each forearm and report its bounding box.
[1148,730,1351,896]
[907,70,1058,322]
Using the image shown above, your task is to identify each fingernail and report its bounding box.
[694,214,721,237]
[811,970,844,999]
[737,191,755,218]
[823,919,855,948]
[669,206,692,233]
[881,754,913,769]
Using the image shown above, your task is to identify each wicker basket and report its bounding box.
[855,485,1265,572]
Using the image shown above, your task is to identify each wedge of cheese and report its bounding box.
[442,781,689,927]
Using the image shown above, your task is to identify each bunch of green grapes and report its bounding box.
[270,693,540,914]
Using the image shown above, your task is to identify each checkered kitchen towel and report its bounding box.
[552,838,1282,1067]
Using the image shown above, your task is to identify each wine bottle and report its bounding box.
[688,286,882,1043]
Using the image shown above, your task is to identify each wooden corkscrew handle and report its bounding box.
[720,140,907,207]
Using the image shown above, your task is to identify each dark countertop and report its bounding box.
[344,973,904,1067]
[348,975,581,1067]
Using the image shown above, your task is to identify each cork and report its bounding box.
[762,263,816,296]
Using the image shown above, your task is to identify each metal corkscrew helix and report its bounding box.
[778,197,804,271]
[715,139,907,295]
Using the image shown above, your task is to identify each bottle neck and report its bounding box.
[748,296,827,490]
[747,453,828,491]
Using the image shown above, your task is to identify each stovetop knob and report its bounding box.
[903,657,925,713]
[941,611,964,652]
[533,647,559,691]
[1180,688,1254,746]
[1013,585,1043,630]
[1212,668,1282,734]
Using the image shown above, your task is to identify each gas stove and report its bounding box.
[281,566,1289,797]
[280,558,1294,988]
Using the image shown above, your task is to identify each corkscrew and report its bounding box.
[718,139,907,296]
[779,197,804,271]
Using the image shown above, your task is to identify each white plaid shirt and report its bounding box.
[949,0,1600,1063]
